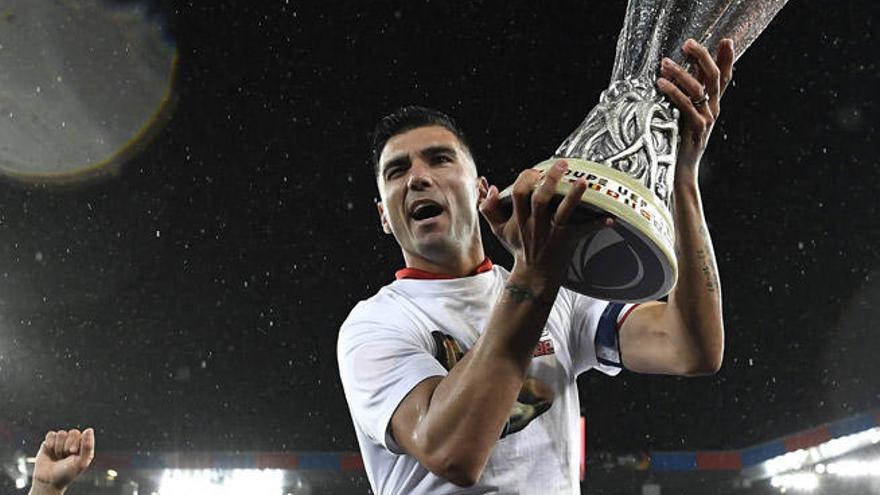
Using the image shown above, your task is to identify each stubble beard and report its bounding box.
[413,217,481,267]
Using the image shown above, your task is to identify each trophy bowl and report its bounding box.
[499,156,676,303]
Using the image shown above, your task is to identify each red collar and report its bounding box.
[395,258,494,280]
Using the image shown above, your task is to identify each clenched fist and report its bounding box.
[29,428,95,495]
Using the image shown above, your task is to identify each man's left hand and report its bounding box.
[657,38,735,183]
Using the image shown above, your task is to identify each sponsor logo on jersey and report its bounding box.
[533,328,556,357]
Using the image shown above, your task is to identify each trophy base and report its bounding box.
[498,158,677,303]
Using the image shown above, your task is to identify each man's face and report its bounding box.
[376,126,483,263]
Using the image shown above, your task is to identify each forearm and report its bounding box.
[665,178,724,371]
[412,266,558,482]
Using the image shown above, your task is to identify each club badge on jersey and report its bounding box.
[431,330,556,438]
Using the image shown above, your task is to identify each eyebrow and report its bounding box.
[381,145,458,177]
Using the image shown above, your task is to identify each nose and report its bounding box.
[406,160,433,191]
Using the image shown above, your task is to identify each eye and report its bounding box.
[385,167,404,180]
[432,154,453,165]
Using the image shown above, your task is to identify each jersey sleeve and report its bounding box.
[337,303,448,454]
[562,289,639,377]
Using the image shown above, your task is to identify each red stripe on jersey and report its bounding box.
[616,303,641,331]
[395,258,494,280]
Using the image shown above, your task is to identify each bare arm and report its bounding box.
[390,161,609,486]
[391,268,559,485]
[619,184,724,375]
[618,38,735,376]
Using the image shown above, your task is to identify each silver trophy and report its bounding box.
[500,0,789,302]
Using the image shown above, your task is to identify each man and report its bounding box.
[27,428,95,495]
[338,38,734,494]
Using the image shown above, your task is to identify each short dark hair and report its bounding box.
[371,106,471,177]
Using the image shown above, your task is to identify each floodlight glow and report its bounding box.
[824,458,880,477]
[817,427,880,460]
[14,455,28,490]
[753,426,880,480]
[0,0,177,182]
[770,472,818,491]
[157,469,284,495]
[765,449,810,477]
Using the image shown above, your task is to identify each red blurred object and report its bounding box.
[580,416,586,481]
[696,451,743,471]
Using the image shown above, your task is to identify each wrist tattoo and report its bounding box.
[504,282,540,302]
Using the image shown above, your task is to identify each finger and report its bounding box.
[511,169,541,228]
[657,77,708,134]
[532,160,567,228]
[42,431,57,460]
[570,216,616,239]
[660,57,705,103]
[78,428,96,471]
[717,38,735,96]
[553,177,586,227]
[478,185,507,228]
[54,430,68,460]
[65,429,82,455]
[682,39,721,115]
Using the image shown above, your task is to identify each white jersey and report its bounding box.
[337,265,634,495]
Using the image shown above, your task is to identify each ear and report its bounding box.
[477,176,489,204]
[376,201,392,234]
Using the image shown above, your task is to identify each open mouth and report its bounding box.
[410,202,444,221]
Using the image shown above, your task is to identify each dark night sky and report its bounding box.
[1,0,878,458]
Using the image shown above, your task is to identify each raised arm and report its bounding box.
[28,428,95,495]
[389,161,609,486]
[618,38,735,376]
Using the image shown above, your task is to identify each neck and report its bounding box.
[401,239,486,278]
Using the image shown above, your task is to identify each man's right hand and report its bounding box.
[29,428,95,495]
[479,159,613,291]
